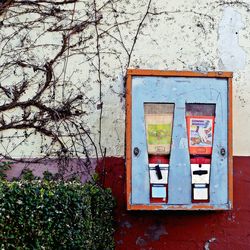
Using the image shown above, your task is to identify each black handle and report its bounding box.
[193,170,208,175]
[155,165,162,180]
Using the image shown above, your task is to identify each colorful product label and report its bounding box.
[186,116,215,155]
[145,114,173,155]
[147,124,172,145]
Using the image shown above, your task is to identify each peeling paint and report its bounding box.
[101,156,250,249]
[1,1,250,157]
[218,7,247,70]
[144,223,168,241]
[204,237,216,250]
[136,236,147,246]
[121,220,132,229]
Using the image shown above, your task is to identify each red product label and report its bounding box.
[186,116,215,155]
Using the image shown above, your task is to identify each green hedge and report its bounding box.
[0,180,115,249]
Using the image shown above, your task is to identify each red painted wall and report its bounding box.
[102,156,250,250]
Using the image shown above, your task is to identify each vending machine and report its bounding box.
[126,69,233,211]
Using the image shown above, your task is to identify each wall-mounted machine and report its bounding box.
[126,69,233,210]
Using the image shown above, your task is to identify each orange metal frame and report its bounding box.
[126,69,233,211]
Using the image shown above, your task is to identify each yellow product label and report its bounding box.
[147,124,172,145]
[145,114,173,155]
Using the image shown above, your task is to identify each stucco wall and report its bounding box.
[1,1,250,249]
[1,0,250,158]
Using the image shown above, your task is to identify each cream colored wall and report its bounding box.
[0,0,250,157]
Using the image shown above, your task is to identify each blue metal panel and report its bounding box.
[131,78,150,204]
[168,100,191,204]
[131,76,228,206]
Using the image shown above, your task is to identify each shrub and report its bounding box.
[0,180,115,249]
[0,162,12,180]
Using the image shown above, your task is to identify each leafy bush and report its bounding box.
[0,180,115,249]
[0,162,12,180]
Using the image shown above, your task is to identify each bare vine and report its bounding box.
[0,0,155,180]
[2,0,229,181]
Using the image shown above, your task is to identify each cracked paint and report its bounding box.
[1,1,250,157]
[2,0,250,248]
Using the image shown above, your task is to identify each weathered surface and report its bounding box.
[130,76,229,206]
[101,156,250,249]
[218,7,246,71]
[0,0,250,158]
[1,1,250,247]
